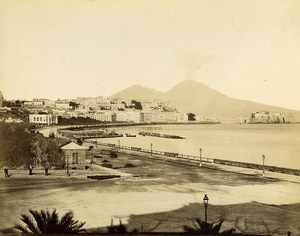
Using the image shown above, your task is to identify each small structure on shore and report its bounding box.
[61,142,89,170]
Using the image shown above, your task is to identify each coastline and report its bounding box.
[87,140,300,177]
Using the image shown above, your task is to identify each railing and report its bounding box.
[86,141,214,164]
[86,140,300,176]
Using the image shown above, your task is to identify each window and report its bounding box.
[72,153,78,164]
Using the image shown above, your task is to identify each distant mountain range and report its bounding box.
[111,79,300,121]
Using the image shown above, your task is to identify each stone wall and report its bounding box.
[214,159,300,176]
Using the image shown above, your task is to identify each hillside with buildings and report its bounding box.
[1,79,299,125]
[111,80,300,122]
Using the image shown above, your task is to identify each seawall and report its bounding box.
[86,140,300,176]
[214,159,300,176]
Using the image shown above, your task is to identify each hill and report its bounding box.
[111,84,163,101]
[111,80,300,121]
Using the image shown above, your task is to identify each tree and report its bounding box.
[131,100,143,110]
[107,219,127,233]
[0,123,34,166]
[49,132,55,138]
[31,134,48,166]
[76,138,83,146]
[15,209,85,234]
[183,218,235,235]
[187,113,196,121]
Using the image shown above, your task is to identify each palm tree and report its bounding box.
[183,218,235,235]
[15,209,85,233]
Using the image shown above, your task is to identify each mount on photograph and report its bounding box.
[111,79,300,120]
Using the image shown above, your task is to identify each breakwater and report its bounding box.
[86,140,300,176]
[138,131,185,139]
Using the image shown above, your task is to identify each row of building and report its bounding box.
[28,110,189,125]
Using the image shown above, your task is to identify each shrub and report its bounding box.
[110,151,118,159]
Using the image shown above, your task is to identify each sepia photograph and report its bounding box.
[0,0,300,235]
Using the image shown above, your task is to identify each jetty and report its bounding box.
[138,131,185,139]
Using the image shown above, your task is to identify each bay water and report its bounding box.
[97,123,300,170]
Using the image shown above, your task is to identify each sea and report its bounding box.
[93,123,300,170]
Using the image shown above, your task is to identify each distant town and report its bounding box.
[0,90,294,125]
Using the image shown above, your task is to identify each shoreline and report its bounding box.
[89,140,300,178]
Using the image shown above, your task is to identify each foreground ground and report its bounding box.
[0,150,300,235]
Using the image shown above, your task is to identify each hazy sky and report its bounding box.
[1,0,300,110]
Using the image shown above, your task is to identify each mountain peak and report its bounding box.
[110,84,163,100]
[110,80,300,120]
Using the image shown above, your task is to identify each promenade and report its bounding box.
[1,149,300,234]
[87,141,300,184]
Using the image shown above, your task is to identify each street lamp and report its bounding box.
[199,148,202,167]
[118,139,120,148]
[262,154,266,176]
[203,194,209,223]
[150,143,153,157]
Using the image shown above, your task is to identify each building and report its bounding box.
[4,117,24,123]
[61,142,89,170]
[93,112,116,122]
[250,111,292,123]
[115,110,141,123]
[29,114,58,125]
[55,101,71,110]
[141,111,166,123]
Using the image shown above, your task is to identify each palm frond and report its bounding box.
[15,209,85,234]
[29,209,46,233]
[47,209,59,233]
[58,211,74,233]
[183,225,196,233]
[14,223,30,233]
[20,213,40,234]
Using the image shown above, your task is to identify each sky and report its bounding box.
[0,0,300,110]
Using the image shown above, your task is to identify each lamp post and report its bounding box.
[150,143,153,157]
[203,194,209,223]
[262,154,266,176]
[118,139,120,149]
[199,148,202,167]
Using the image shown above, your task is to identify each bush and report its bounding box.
[124,163,136,168]
[101,163,113,168]
[110,151,118,159]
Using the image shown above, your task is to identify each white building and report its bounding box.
[55,102,71,110]
[29,114,58,125]
[115,111,141,123]
[93,112,116,122]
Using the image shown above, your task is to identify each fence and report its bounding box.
[86,140,300,176]
[86,140,214,164]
